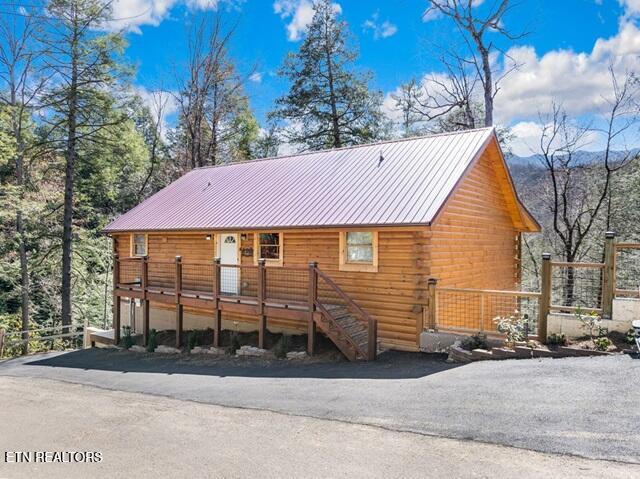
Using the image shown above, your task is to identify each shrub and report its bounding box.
[147,329,157,353]
[188,331,200,350]
[494,312,529,346]
[120,326,134,349]
[546,333,567,346]
[227,332,241,355]
[575,309,602,340]
[593,336,612,351]
[273,334,292,358]
[460,332,488,351]
[626,328,638,345]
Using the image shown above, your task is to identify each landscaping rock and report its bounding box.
[235,346,267,357]
[155,345,181,354]
[191,346,226,356]
[471,348,493,360]
[286,351,307,360]
[446,342,473,363]
[490,347,519,359]
[130,345,147,353]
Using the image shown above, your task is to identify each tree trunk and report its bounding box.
[479,46,493,127]
[61,31,79,328]
[323,19,341,148]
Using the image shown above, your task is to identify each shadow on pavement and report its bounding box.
[20,348,461,380]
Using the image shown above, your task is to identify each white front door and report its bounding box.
[218,234,239,295]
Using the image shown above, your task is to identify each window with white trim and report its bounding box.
[254,232,283,265]
[131,234,147,256]
[339,231,378,272]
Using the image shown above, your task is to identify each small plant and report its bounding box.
[576,309,602,340]
[188,330,200,350]
[593,336,612,351]
[626,328,638,345]
[227,331,241,355]
[460,332,488,351]
[147,329,157,353]
[273,334,292,358]
[120,326,134,349]
[546,333,568,346]
[494,312,528,347]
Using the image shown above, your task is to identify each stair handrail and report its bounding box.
[313,266,377,359]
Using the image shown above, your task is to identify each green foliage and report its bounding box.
[546,333,568,346]
[120,326,134,349]
[273,334,292,359]
[626,328,638,345]
[576,310,603,340]
[227,331,241,355]
[593,336,612,351]
[147,329,157,353]
[460,332,488,351]
[271,0,386,150]
[494,312,529,346]
[188,330,200,350]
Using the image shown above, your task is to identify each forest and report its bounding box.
[0,0,638,350]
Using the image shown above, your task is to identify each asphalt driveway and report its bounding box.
[1,349,639,464]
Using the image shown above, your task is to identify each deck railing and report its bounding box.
[112,256,377,358]
[614,242,640,299]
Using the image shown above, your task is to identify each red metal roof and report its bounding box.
[105,127,496,232]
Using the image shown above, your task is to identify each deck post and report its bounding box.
[539,253,552,343]
[113,254,121,345]
[175,256,183,348]
[257,259,267,349]
[426,278,437,330]
[307,261,318,355]
[0,328,5,358]
[602,231,616,319]
[213,257,221,347]
[141,256,149,346]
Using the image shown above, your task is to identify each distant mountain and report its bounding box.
[506,149,640,168]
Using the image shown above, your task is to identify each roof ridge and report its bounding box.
[193,126,495,171]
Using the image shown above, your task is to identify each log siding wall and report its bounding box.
[111,142,524,351]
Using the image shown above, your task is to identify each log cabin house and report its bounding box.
[104,127,539,359]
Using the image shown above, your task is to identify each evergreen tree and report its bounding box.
[271,0,385,151]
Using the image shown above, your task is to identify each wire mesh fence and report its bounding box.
[117,259,142,286]
[550,263,604,311]
[218,264,259,298]
[265,267,308,304]
[436,289,541,337]
[147,261,175,291]
[615,245,640,298]
[181,262,214,294]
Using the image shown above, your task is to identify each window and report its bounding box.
[254,232,283,265]
[131,234,147,256]
[339,231,378,272]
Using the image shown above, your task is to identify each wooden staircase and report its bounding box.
[311,266,377,361]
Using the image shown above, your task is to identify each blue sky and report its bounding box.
[112,0,640,155]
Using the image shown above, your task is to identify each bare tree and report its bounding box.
[424,0,525,126]
[0,7,46,353]
[393,52,480,135]
[174,15,249,169]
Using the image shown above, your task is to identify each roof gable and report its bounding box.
[105,128,499,232]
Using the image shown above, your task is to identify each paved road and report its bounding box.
[0,376,638,479]
[1,349,639,464]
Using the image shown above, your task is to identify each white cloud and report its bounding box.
[273,0,341,41]
[621,0,640,16]
[494,21,640,124]
[249,72,263,83]
[107,0,228,33]
[363,11,397,39]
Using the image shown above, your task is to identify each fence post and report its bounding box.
[142,256,149,346]
[602,231,616,319]
[426,278,437,330]
[113,254,121,345]
[213,257,222,347]
[0,328,5,358]
[175,256,183,348]
[257,259,266,349]
[83,318,90,349]
[307,261,318,355]
[539,253,552,343]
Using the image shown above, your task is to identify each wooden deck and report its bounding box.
[113,257,378,361]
